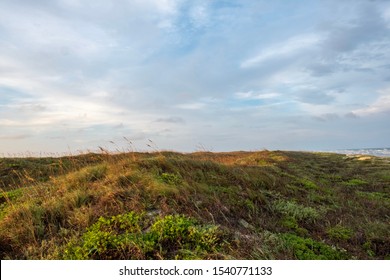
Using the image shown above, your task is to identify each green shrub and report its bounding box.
[281,233,348,260]
[63,212,145,260]
[150,215,220,253]
[91,212,144,234]
[63,212,224,260]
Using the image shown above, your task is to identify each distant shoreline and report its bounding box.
[327,148,390,157]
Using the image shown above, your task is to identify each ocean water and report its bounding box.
[329,148,390,157]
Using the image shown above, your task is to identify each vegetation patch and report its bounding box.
[273,200,321,222]
[280,216,299,230]
[326,225,354,241]
[281,233,349,260]
[356,191,389,202]
[160,172,182,185]
[63,212,226,260]
[79,164,108,182]
[343,178,367,187]
[0,188,23,204]
[299,178,319,190]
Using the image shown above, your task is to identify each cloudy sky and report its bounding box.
[1,0,390,155]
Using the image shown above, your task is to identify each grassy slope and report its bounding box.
[0,150,389,259]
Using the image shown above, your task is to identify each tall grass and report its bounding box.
[0,149,389,259]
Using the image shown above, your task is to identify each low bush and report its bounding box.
[63,212,225,260]
[281,233,348,260]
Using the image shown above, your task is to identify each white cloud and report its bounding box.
[176,102,206,110]
[0,6,109,59]
[235,91,280,100]
[352,89,390,116]
[241,34,322,68]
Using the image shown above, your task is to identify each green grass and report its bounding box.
[326,225,354,241]
[281,233,349,260]
[343,178,368,187]
[273,199,322,222]
[0,150,389,259]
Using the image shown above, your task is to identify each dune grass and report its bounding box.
[0,150,389,259]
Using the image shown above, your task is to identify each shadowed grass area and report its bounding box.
[0,150,389,259]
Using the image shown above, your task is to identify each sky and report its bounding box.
[1,0,390,155]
